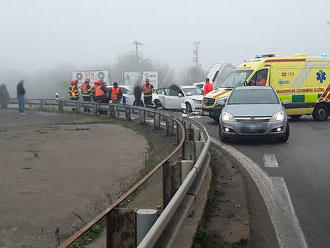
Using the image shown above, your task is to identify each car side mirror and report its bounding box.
[178,93,183,97]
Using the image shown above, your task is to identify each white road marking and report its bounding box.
[211,137,308,248]
[263,153,279,168]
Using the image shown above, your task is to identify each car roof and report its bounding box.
[181,85,200,89]
[234,86,273,90]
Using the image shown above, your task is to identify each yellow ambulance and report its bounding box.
[202,54,330,121]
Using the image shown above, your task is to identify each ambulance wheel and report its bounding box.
[186,103,192,113]
[312,103,329,121]
[277,123,290,143]
[290,115,301,120]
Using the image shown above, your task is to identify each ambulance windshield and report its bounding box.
[219,70,253,88]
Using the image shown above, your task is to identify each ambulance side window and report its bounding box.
[248,69,268,86]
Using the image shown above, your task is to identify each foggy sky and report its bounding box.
[1,0,330,72]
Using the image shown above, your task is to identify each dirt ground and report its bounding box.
[194,147,249,248]
[0,109,151,248]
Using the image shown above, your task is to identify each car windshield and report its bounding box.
[182,87,203,96]
[219,70,253,88]
[228,88,279,104]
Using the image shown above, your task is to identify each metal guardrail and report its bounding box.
[8,98,211,248]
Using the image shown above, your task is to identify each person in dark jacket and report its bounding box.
[17,80,26,114]
[0,84,10,108]
[133,83,143,106]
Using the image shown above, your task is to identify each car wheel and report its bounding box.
[312,103,329,121]
[290,115,301,120]
[219,126,229,142]
[186,103,192,113]
[277,123,290,143]
[154,100,162,108]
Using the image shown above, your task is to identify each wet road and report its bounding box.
[196,115,330,248]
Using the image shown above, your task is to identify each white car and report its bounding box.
[155,86,203,112]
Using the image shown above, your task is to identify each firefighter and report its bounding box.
[109,82,122,104]
[81,77,92,101]
[68,79,79,100]
[92,79,107,103]
[143,78,154,107]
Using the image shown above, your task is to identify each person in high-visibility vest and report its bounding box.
[143,78,154,107]
[92,79,107,103]
[68,79,79,100]
[203,78,214,96]
[109,82,122,104]
[80,77,92,101]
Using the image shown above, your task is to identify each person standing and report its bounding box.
[133,83,143,106]
[17,80,26,114]
[68,79,79,100]
[92,79,107,103]
[203,78,214,96]
[81,77,92,101]
[109,82,122,104]
[143,78,154,107]
[0,84,10,108]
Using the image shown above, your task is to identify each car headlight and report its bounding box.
[217,98,227,105]
[192,99,201,104]
[270,111,285,121]
[222,112,235,122]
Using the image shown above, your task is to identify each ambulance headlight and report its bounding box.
[270,111,285,122]
[222,112,235,122]
[217,98,227,106]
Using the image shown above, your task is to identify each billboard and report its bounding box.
[123,71,159,89]
[72,70,110,86]
[123,72,143,87]
[142,71,158,89]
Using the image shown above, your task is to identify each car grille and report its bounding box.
[235,116,271,122]
[240,127,266,133]
[203,98,215,106]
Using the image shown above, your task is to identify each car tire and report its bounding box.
[219,126,229,142]
[186,102,192,113]
[290,115,301,120]
[277,123,290,143]
[312,103,329,121]
[154,100,162,109]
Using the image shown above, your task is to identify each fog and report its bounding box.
[1,0,330,96]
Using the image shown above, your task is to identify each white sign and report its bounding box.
[142,71,158,89]
[123,72,143,87]
[72,70,110,86]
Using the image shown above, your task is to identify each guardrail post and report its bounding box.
[92,103,97,115]
[125,107,131,120]
[195,141,204,158]
[168,119,175,136]
[181,160,194,182]
[165,119,170,136]
[106,208,136,248]
[163,161,181,208]
[58,100,63,112]
[176,122,181,144]
[136,209,158,246]
[154,113,160,129]
[109,104,116,118]
[40,99,44,110]
[76,102,80,113]
[139,110,146,124]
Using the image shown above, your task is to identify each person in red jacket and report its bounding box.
[203,78,213,96]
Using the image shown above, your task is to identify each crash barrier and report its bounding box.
[8,98,211,248]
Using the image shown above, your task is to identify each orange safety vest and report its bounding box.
[81,83,89,95]
[143,84,152,95]
[94,85,104,97]
[111,87,120,101]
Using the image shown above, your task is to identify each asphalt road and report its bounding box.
[196,115,330,248]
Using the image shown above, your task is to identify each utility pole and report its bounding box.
[132,40,143,62]
[193,41,200,69]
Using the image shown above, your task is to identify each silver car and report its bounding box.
[219,86,290,142]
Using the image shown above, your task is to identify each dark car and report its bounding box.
[218,86,290,142]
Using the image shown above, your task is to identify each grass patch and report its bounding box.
[193,228,216,248]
